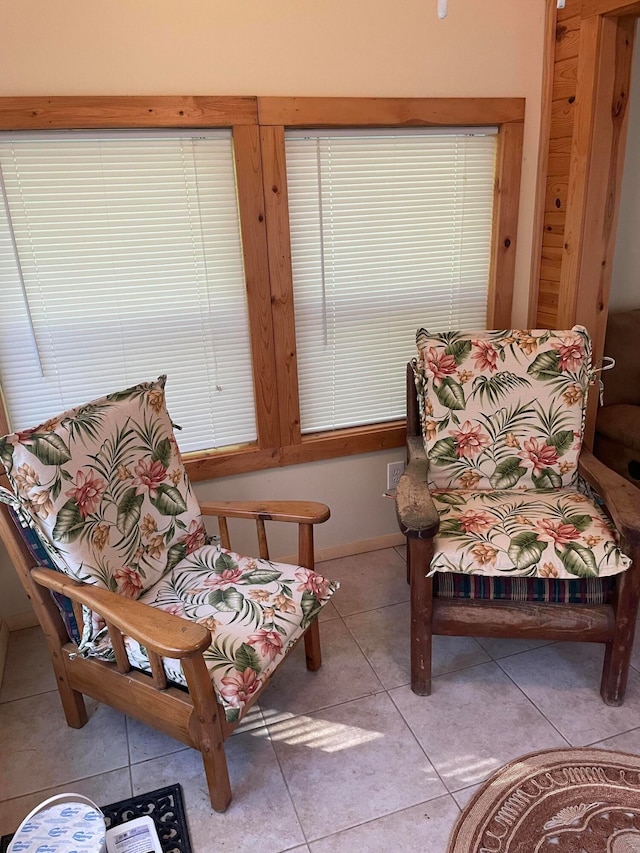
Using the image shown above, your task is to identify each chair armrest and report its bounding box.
[199,500,330,524]
[579,448,640,547]
[395,436,440,539]
[30,567,211,659]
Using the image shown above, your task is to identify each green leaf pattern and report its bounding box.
[0,377,339,723]
[431,487,630,579]
[415,327,591,491]
[114,544,337,721]
[0,376,205,598]
[416,327,631,580]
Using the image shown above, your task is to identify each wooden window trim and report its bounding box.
[0,96,258,128]
[184,422,406,483]
[0,95,524,481]
[232,124,281,450]
[257,96,525,127]
[256,97,524,475]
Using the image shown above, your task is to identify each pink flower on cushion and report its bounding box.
[551,336,584,372]
[114,567,144,598]
[159,603,185,617]
[220,668,261,708]
[15,426,37,442]
[423,347,458,381]
[458,509,493,534]
[295,567,330,598]
[181,519,206,555]
[247,629,284,662]
[206,567,244,589]
[66,470,105,517]
[519,438,559,477]
[132,458,167,498]
[450,421,490,458]
[472,340,499,372]
[535,518,580,546]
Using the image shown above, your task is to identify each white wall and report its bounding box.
[193,448,405,560]
[610,20,640,311]
[0,0,546,620]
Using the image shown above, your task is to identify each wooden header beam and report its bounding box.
[258,97,525,127]
[0,96,258,130]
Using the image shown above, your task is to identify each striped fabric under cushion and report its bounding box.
[434,573,615,605]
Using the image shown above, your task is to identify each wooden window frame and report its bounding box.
[0,95,525,481]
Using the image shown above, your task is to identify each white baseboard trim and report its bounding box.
[0,619,9,687]
[281,532,406,565]
[6,610,39,632]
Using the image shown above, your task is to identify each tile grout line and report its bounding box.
[0,686,60,707]
[303,790,461,847]
[385,683,455,802]
[259,711,308,851]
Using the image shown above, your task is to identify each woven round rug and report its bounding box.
[447,747,640,852]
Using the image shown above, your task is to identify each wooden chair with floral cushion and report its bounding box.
[396,326,640,705]
[0,376,338,811]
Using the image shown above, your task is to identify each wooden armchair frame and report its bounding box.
[396,364,640,706]
[0,492,330,812]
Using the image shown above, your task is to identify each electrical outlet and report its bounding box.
[387,461,405,491]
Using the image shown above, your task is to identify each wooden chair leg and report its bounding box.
[409,536,434,696]
[299,521,323,671]
[57,676,89,728]
[183,657,232,812]
[304,618,322,671]
[44,639,88,728]
[601,567,640,706]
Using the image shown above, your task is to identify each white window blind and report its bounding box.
[0,130,256,452]
[285,128,498,434]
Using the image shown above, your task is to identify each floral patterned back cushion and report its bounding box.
[415,327,592,491]
[0,377,205,598]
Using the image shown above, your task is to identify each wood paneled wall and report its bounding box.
[533,0,639,444]
[534,0,638,333]
[536,1,581,329]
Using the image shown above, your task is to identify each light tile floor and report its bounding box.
[3,546,640,851]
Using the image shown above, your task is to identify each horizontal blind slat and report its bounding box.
[0,132,256,451]
[286,129,496,433]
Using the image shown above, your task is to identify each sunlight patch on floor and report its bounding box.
[437,754,500,785]
[264,713,384,753]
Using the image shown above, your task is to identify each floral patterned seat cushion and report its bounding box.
[0,377,205,598]
[412,326,633,579]
[431,487,630,579]
[86,544,339,722]
[415,327,591,491]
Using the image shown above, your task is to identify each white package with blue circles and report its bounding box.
[8,793,106,853]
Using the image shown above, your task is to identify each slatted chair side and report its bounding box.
[214,512,271,560]
[101,616,169,689]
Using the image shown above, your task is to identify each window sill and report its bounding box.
[183,421,406,482]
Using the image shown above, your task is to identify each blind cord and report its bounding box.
[0,162,44,377]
